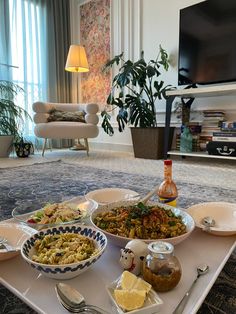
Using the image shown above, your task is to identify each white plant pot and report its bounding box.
[0,135,14,157]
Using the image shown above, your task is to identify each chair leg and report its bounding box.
[84,138,89,156]
[42,138,47,156]
[49,139,53,151]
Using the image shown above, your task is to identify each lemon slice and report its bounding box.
[114,289,146,311]
[120,271,138,290]
[133,277,152,294]
[120,271,151,293]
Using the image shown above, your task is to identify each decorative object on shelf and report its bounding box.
[0,80,30,157]
[101,45,174,159]
[174,84,197,126]
[180,126,193,153]
[120,239,148,276]
[206,141,236,157]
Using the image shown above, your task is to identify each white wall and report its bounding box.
[88,0,236,152]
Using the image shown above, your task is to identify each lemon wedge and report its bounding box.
[114,289,146,311]
[120,270,151,293]
[120,271,138,290]
[133,277,152,294]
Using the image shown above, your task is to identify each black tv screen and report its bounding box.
[178,0,236,86]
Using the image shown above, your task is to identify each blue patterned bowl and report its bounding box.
[21,224,107,280]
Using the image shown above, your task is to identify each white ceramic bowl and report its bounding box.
[12,196,98,230]
[21,224,107,279]
[187,202,236,236]
[86,188,140,205]
[0,222,36,262]
[90,200,195,247]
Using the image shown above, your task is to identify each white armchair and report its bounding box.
[33,102,99,156]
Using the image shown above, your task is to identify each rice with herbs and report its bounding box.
[94,203,187,239]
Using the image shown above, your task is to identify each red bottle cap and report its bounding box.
[164,160,172,165]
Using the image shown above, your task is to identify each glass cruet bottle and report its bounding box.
[142,241,182,292]
[157,159,178,207]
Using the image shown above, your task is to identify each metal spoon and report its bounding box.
[0,236,17,252]
[56,283,109,314]
[201,216,216,232]
[173,264,209,314]
[139,184,160,204]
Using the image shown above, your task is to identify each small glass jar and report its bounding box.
[143,241,182,292]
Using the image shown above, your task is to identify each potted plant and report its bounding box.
[101,45,175,159]
[14,135,34,158]
[0,80,30,157]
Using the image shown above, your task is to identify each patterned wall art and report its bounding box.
[80,0,111,107]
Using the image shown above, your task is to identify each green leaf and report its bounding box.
[117,108,128,132]
[146,65,156,78]
[102,52,124,71]
[101,111,114,136]
[128,96,155,128]
[158,45,169,71]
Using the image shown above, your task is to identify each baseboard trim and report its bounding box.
[90,141,133,153]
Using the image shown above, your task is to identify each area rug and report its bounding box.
[0,161,235,314]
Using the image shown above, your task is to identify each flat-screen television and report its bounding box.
[178,0,236,86]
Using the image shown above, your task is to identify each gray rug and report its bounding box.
[0,160,235,314]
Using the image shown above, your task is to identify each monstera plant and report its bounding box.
[101,45,174,159]
[101,45,171,135]
[0,80,30,157]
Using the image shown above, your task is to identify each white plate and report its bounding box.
[0,222,36,261]
[12,196,98,230]
[187,202,236,236]
[85,188,140,205]
[90,200,195,247]
[106,275,163,314]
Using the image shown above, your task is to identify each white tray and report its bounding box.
[0,198,235,314]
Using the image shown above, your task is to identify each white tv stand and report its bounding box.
[164,84,236,160]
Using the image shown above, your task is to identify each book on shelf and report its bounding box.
[221,121,236,129]
[203,109,225,113]
[203,116,225,121]
[212,136,236,142]
[213,132,236,137]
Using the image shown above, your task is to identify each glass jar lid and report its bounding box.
[148,241,174,258]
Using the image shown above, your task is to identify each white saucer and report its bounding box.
[0,222,36,261]
[85,188,140,205]
[187,202,236,236]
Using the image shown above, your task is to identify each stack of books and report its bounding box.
[199,110,225,151]
[212,121,236,142]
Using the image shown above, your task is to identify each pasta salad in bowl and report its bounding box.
[90,200,195,247]
[21,224,107,279]
[12,196,98,230]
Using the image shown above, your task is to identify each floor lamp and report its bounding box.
[65,44,89,150]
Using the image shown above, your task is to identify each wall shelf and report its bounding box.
[166,84,236,98]
[168,150,236,160]
[164,84,236,160]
